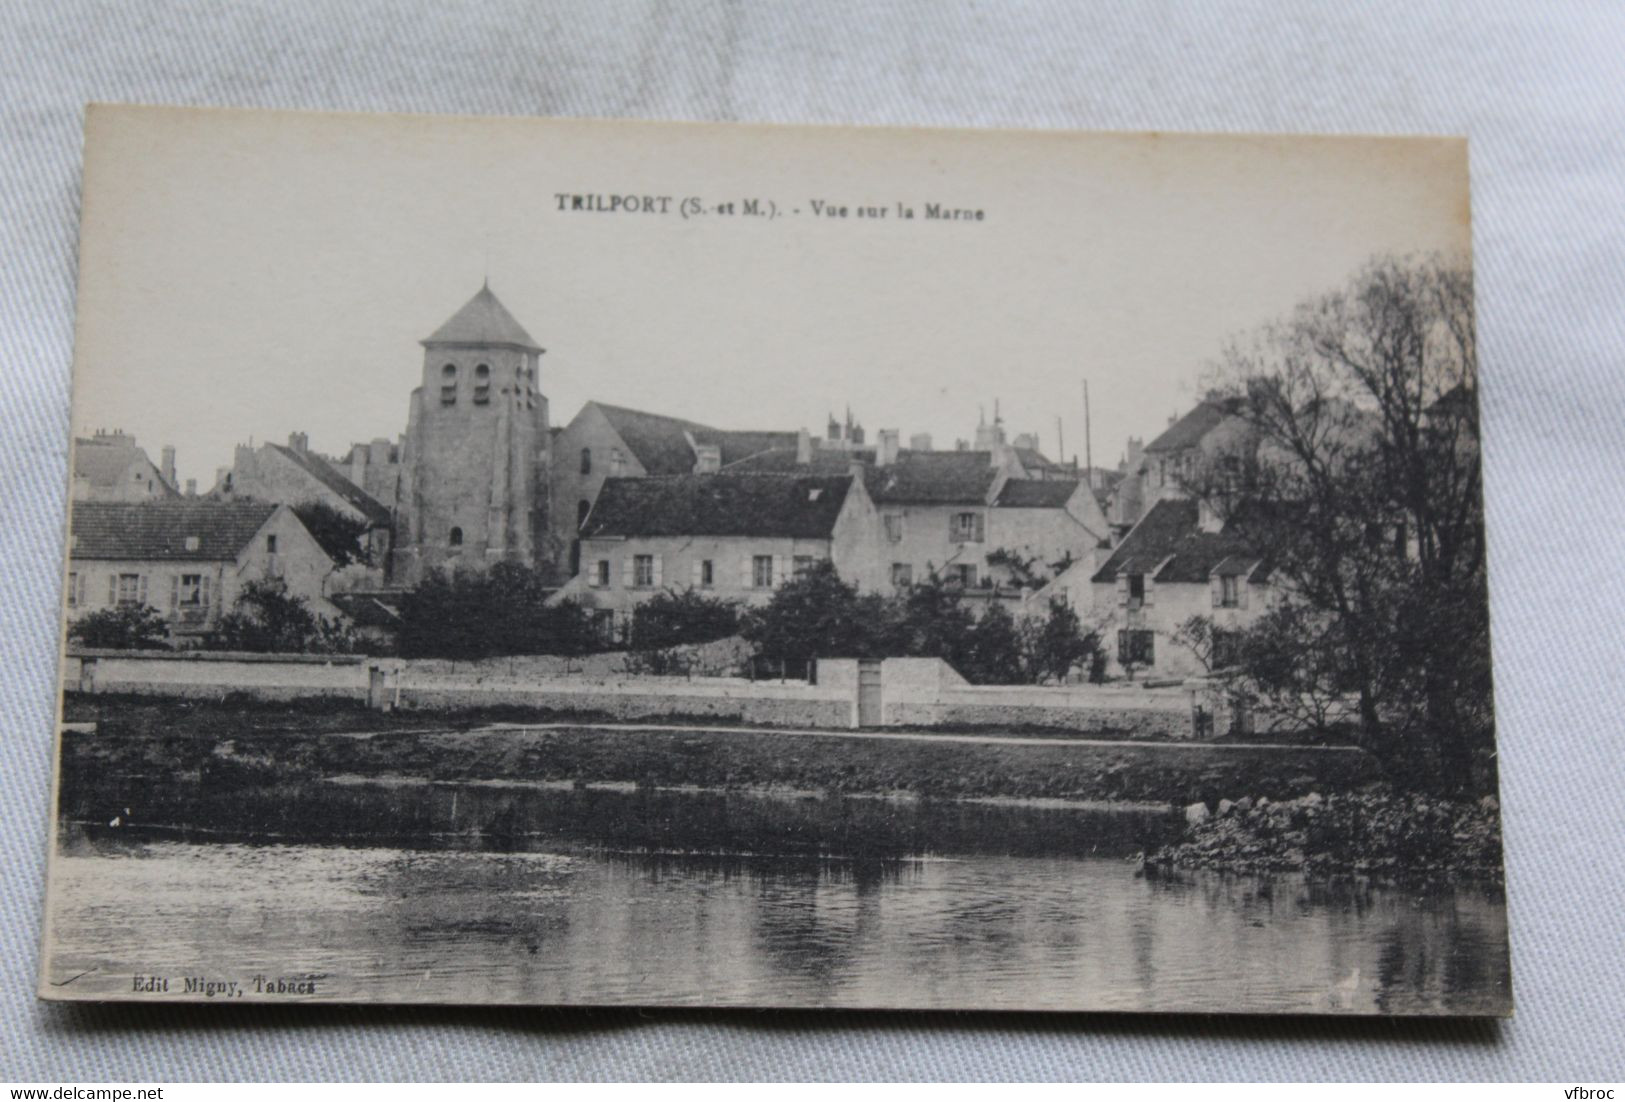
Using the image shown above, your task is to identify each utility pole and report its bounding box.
[1056,416,1065,468]
[1082,379,1093,482]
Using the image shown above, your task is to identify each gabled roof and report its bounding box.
[994,479,1080,508]
[73,438,175,494]
[268,444,392,527]
[582,475,853,540]
[1144,399,1241,454]
[723,446,874,474]
[422,284,541,351]
[864,450,998,505]
[691,428,800,467]
[70,501,280,561]
[1090,498,1269,585]
[1014,447,1072,478]
[592,403,714,475]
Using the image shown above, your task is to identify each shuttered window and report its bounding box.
[952,512,985,542]
[752,555,774,588]
[633,554,655,587]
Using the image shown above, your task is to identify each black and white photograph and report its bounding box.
[39,105,1508,1016]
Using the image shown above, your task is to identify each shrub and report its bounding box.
[69,604,170,650]
[629,589,740,653]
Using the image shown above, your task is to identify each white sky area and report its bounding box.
[70,108,1470,488]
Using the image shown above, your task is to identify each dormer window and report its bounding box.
[473,363,490,404]
[440,363,457,405]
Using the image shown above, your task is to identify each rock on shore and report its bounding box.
[1149,788,1504,883]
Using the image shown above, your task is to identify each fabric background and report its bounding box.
[2,0,1622,1082]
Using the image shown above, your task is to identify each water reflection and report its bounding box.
[45,782,1510,1014]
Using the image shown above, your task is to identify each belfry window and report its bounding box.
[440,363,457,405]
[473,363,490,404]
[449,526,463,548]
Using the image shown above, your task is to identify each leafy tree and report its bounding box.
[629,589,741,653]
[69,604,170,650]
[292,501,371,567]
[742,560,879,666]
[959,602,1027,684]
[1025,601,1101,684]
[210,578,356,653]
[395,563,597,659]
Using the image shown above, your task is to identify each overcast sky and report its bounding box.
[71,107,1471,487]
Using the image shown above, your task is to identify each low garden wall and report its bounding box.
[65,649,370,701]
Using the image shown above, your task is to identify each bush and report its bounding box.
[629,589,740,653]
[396,562,598,659]
[209,578,359,654]
[69,604,170,649]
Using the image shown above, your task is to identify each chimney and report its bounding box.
[288,431,309,452]
[693,443,721,474]
[1198,497,1224,534]
[909,432,933,452]
[185,478,197,496]
[160,446,177,490]
[215,465,230,492]
[877,429,900,468]
[849,422,865,446]
[796,428,812,465]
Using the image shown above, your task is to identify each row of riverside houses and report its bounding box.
[63,284,1274,678]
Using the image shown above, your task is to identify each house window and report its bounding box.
[793,555,816,578]
[610,447,625,473]
[883,512,905,542]
[473,363,491,404]
[953,511,984,542]
[1117,629,1155,667]
[178,574,203,606]
[752,555,774,588]
[448,527,463,548]
[949,563,978,588]
[266,534,278,554]
[1220,575,1239,608]
[700,559,714,587]
[592,559,610,587]
[440,363,457,404]
[579,447,592,475]
[1211,629,1241,670]
[633,554,655,587]
[1127,572,1145,610]
[66,571,79,608]
[115,573,142,607]
[891,562,913,588]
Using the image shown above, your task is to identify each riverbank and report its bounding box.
[59,693,1380,805]
[1146,789,1506,884]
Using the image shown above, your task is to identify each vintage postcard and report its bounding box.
[40,105,1509,1015]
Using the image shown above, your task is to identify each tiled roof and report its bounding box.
[723,447,874,474]
[994,479,1079,508]
[692,428,800,467]
[329,591,404,628]
[1090,498,1269,584]
[268,444,392,527]
[422,284,541,351]
[1014,447,1072,477]
[864,450,998,505]
[1144,399,1240,454]
[593,403,714,475]
[582,475,852,540]
[73,439,174,494]
[70,501,278,561]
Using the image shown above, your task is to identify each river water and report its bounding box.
[43,780,1510,1014]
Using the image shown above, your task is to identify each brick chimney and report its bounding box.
[796,428,812,465]
[909,432,933,451]
[877,428,900,467]
[693,443,721,474]
[288,431,309,452]
[160,445,176,490]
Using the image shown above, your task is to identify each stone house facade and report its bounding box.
[71,431,178,502]
[66,500,339,646]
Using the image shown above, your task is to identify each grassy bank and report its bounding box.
[61,693,1380,805]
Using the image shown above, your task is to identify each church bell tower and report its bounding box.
[392,283,551,584]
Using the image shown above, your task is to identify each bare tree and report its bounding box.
[1191,255,1489,788]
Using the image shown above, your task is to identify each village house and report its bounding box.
[211,432,395,569]
[549,400,798,573]
[66,500,341,646]
[71,430,179,502]
[564,471,876,637]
